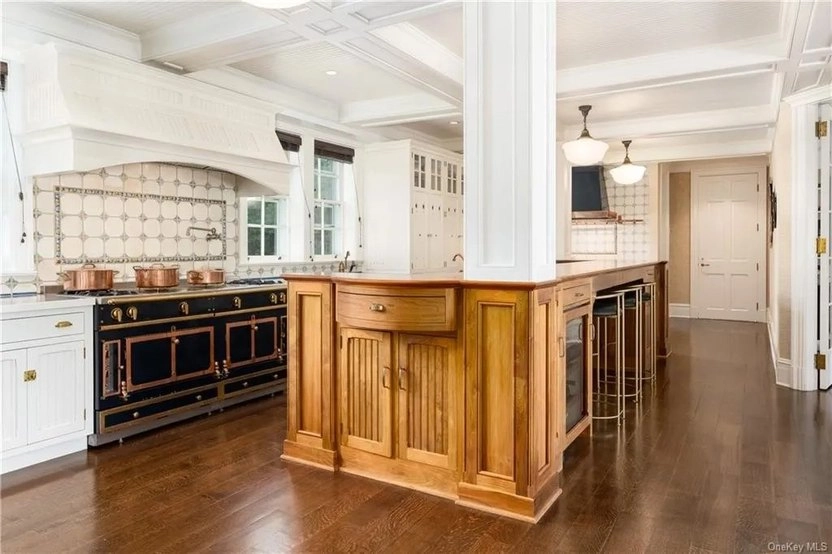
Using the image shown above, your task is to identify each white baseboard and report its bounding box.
[767,309,795,388]
[669,303,690,318]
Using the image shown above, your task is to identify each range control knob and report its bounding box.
[111,307,123,322]
[279,292,286,304]
[233,296,242,309]
[179,301,189,315]
[126,306,138,321]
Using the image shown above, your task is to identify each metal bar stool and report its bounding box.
[639,282,657,387]
[618,286,644,404]
[591,291,626,425]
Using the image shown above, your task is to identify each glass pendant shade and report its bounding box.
[562,105,608,166]
[609,140,646,185]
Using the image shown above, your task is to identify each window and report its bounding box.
[241,196,288,262]
[314,156,342,257]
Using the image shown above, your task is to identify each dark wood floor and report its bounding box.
[2,319,830,553]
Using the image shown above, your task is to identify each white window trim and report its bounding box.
[313,156,344,260]
[239,196,289,264]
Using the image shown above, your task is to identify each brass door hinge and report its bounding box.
[816,120,828,138]
[818,237,828,255]
[816,353,827,370]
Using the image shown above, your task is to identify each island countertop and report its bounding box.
[283,258,665,288]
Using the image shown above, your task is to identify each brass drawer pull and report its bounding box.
[55,320,73,328]
[369,303,385,313]
[398,368,407,391]
[23,369,37,382]
[381,366,390,389]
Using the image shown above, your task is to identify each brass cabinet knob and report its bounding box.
[253,325,259,331]
[126,306,138,321]
[369,303,385,313]
[23,369,37,382]
[111,308,123,322]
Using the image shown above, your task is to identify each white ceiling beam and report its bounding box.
[1,4,141,60]
[370,23,462,84]
[602,139,773,165]
[140,5,282,62]
[340,93,458,126]
[562,105,778,142]
[186,66,340,123]
[557,39,784,97]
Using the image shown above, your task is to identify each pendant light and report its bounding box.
[609,140,646,185]
[562,105,609,166]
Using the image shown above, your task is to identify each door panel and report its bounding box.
[1,350,28,450]
[253,317,279,362]
[339,328,393,457]
[126,332,174,391]
[693,172,763,321]
[227,321,253,367]
[397,335,456,469]
[26,341,85,444]
[174,327,214,378]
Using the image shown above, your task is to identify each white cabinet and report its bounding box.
[1,303,93,474]
[363,140,464,273]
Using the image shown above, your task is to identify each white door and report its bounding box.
[1,349,28,451]
[26,341,85,444]
[818,103,831,390]
[692,172,764,322]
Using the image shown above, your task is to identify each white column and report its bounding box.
[463,1,557,282]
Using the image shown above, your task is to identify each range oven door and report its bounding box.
[223,313,284,373]
[97,322,216,404]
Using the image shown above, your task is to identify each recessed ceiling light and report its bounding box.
[325,70,337,76]
[449,120,459,125]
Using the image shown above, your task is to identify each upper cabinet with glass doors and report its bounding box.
[362,140,463,274]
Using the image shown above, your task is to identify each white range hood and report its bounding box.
[23,44,295,194]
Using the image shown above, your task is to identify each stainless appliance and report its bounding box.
[65,280,288,446]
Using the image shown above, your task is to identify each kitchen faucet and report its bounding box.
[452,253,464,261]
[338,251,351,272]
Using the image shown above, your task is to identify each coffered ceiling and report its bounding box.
[3,1,831,161]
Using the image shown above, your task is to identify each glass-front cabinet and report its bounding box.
[561,301,592,447]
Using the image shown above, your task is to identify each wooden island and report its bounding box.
[281,260,669,522]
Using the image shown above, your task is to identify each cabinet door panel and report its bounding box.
[397,335,456,469]
[174,327,215,378]
[1,350,28,450]
[126,332,173,391]
[339,329,393,457]
[26,341,85,444]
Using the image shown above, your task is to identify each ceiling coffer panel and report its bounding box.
[23,43,295,195]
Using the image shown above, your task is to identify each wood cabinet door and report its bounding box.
[26,341,85,444]
[1,349,28,450]
[397,334,457,469]
[339,328,393,457]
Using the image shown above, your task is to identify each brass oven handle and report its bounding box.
[55,320,73,328]
[398,368,407,391]
[558,337,565,358]
[369,303,385,313]
[381,366,390,389]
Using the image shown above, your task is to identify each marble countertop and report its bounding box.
[0,294,97,316]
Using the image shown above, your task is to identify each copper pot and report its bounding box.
[58,263,119,291]
[186,268,225,285]
[133,263,179,289]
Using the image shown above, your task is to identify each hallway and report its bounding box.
[1,319,830,553]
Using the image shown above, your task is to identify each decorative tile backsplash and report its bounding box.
[571,167,650,260]
[33,162,238,285]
